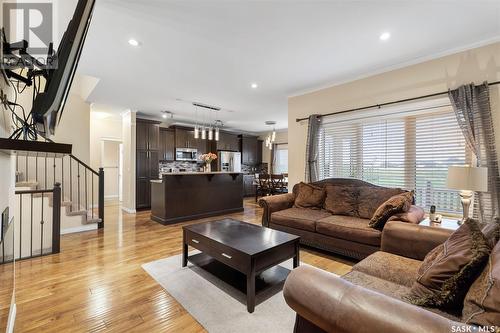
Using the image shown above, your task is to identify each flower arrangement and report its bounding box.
[200,152,218,164]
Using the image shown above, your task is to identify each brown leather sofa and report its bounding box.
[259,178,425,259]
[283,222,478,333]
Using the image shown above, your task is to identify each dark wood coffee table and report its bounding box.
[182,218,300,313]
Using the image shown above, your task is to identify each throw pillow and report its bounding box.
[293,182,325,209]
[323,185,358,216]
[463,237,500,327]
[463,220,500,326]
[369,191,413,231]
[405,219,492,313]
[357,186,406,219]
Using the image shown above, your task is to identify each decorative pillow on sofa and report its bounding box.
[405,219,492,313]
[323,185,357,216]
[357,187,407,219]
[293,182,325,209]
[369,191,414,231]
[463,220,500,326]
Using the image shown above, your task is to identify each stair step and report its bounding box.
[85,217,102,225]
[66,210,87,217]
[15,181,39,189]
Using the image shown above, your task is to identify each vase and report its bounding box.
[205,163,211,172]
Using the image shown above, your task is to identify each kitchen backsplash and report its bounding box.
[160,161,204,173]
[159,161,269,174]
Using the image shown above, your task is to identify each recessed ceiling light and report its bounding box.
[251,83,258,89]
[128,39,140,47]
[379,32,391,41]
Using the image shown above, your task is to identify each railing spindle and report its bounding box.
[53,157,56,186]
[31,193,33,257]
[26,155,28,181]
[62,157,64,200]
[19,193,22,259]
[70,158,73,211]
[91,173,94,219]
[77,164,81,210]
[40,193,44,256]
[85,168,88,212]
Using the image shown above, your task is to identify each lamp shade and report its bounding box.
[447,166,488,192]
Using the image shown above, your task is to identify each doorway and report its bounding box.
[101,139,123,202]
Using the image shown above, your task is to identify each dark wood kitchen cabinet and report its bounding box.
[257,140,263,164]
[159,128,175,161]
[175,127,208,155]
[243,174,256,197]
[216,132,240,151]
[136,119,161,209]
[240,135,259,165]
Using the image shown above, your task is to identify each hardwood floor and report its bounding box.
[5,199,354,332]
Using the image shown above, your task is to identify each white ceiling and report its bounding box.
[72,0,500,132]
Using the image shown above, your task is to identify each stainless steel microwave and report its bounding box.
[176,148,198,161]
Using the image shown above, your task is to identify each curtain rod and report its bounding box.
[295,80,500,123]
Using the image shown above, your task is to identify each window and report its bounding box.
[318,101,467,215]
[273,144,288,174]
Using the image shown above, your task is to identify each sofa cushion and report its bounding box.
[316,215,381,246]
[369,192,414,231]
[353,251,421,287]
[271,208,331,232]
[323,185,357,216]
[406,219,491,313]
[342,270,462,322]
[387,205,425,224]
[293,182,326,209]
[463,224,500,326]
[357,186,407,219]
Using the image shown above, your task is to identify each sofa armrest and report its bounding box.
[258,193,295,227]
[284,266,468,333]
[388,205,425,224]
[381,221,453,260]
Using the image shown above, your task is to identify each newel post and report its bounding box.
[52,182,61,253]
[98,168,104,229]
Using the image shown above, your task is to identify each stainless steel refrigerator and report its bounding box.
[218,151,242,172]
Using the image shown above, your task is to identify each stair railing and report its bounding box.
[7,183,61,262]
[15,153,105,229]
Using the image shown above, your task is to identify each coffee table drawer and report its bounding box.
[186,233,249,273]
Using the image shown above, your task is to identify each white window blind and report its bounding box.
[273,144,288,174]
[318,103,467,215]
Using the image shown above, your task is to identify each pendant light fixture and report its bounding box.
[265,121,277,150]
[194,106,200,139]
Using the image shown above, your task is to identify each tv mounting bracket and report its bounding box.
[1,28,55,86]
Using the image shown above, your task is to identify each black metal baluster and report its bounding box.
[77,163,80,210]
[40,193,44,256]
[91,173,94,219]
[19,193,22,259]
[85,168,88,212]
[70,158,73,211]
[53,157,56,186]
[45,156,48,189]
[31,193,33,257]
[61,157,64,200]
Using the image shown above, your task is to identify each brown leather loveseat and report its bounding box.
[259,178,425,259]
[283,221,500,333]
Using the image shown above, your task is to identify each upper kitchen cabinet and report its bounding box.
[159,128,175,161]
[239,135,259,165]
[174,127,208,154]
[136,119,160,151]
[216,132,240,152]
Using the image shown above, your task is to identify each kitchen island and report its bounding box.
[150,172,244,225]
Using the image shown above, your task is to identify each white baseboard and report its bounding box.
[104,195,119,200]
[7,295,16,333]
[121,207,136,214]
[61,224,98,235]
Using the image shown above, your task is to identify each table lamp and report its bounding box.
[447,166,488,224]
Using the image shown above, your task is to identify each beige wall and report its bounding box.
[259,130,288,173]
[121,111,136,212]
[288,42,500,189]
[90,111,123,199]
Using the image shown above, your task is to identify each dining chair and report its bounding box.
[270,174,287,195]
[255,173,271,202]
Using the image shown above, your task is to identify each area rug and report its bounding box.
[142,252,300,333]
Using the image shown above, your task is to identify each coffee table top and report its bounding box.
[183,218,300,256]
